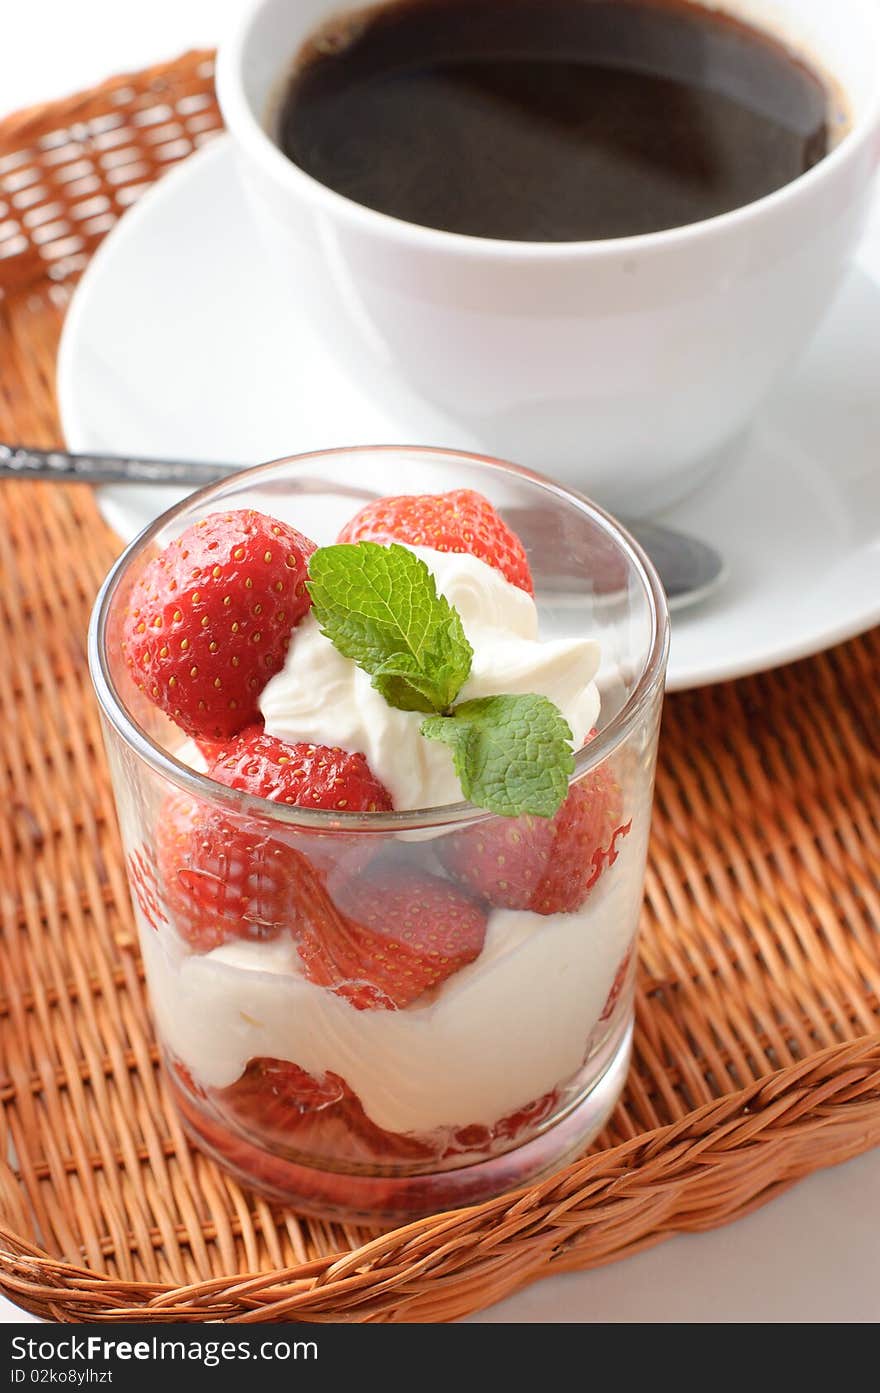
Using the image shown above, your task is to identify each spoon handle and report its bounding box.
[0,442,724,609]
[0,444,231,487]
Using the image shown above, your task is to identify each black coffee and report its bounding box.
[278,0,840,242]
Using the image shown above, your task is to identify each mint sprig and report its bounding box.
[421,696,574,818]
[308,542,473,714]
[307,542,574,817]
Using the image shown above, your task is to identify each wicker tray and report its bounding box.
[0,53,878,1324]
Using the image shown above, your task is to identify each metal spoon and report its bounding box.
[0,444,726,610]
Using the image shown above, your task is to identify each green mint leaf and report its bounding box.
[308,542,473,715]
[421,694,574,817]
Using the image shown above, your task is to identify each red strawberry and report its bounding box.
[221,1057,433,1162]
[223,1057,345,1142]
[127,845,170,933]
[157,790,303,951]
[439,763,630,915]
[219,1054,559,1166]
[158,732,392,951]
[336,1088,436,1162]
[446,1088,559,1157]
[208,725,393,877]
[209,726,393,814]
[183,1051,569,1176]
[122,510,315,741]
[296,866,488,1009]
[337,488,534,595]
[193,735,232,767]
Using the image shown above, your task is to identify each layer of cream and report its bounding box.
[258,546,600,809]
[141,833,641,1136]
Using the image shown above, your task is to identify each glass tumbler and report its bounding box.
[89,447,669,1221]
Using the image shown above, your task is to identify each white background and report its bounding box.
[1,0,878,1324]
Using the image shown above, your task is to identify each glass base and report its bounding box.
[170,1017,634,1223]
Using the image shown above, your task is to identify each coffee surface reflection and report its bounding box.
[278,0,838,242]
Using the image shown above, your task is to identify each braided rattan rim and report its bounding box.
[0,1038,876,1322]
[0,52,877,1323]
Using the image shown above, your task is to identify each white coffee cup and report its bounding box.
[217,0,880,515]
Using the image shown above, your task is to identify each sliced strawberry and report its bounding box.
[217,1054,555,1165]
[220,1056,432,1162]
[127,845,170,933]
[336,1089,436,1162]
[122,509,315,741]
[439,762,629,915]
[296,866,488,1009]
[208,726,393,814]
[193,735,233,767]
[207,725,393,877]
[439,815,556,910]
[223,1057,345,1143]
[158,733,393,951]
[445,1088,559,1157]
[156,790,304,951]
[337,488,534,595]
[530,773,631,915]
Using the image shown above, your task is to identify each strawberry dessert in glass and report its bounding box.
[90,447,668,1220]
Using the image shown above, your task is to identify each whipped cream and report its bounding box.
[259,547,600,809]
[140,827,643,1135]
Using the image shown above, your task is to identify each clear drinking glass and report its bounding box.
[89,447,669,1221]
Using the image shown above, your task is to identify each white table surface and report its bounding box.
[2,0,878,1326]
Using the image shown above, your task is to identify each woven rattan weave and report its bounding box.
[0,52,877,1322]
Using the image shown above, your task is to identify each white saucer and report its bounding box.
[58,137,880,691]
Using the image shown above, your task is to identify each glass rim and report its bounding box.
[88,444,670,833]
